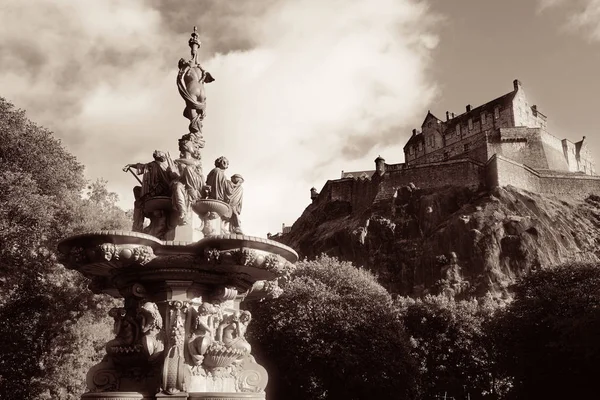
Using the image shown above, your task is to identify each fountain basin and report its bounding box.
[58,231,297,297]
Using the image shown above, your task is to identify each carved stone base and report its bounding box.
[187,356,268,394]
[82,392,264,400]
[188,393,265,400]
[156,392,189,400]
[82,393,154,400]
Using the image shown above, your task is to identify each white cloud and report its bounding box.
[0,0,440,237]
[537,0,600,42]
[536,0,567,13]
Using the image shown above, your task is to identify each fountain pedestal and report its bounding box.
[59,199,296,400]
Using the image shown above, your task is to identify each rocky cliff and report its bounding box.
[279,185,600,297]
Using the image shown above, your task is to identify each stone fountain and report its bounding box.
[58,27,297,400]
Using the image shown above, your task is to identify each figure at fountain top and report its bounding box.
[177,26,214,138]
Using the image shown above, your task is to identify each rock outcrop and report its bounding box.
[279,185,600,297]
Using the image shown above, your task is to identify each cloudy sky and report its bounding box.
[1,0,600,237]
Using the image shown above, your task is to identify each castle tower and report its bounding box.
[375,155,386,176]
[310,187,319,203]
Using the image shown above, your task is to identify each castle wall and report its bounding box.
[488,127,550,170]
[409,133,489,165]
[375,159,485,202]
[330,179,354,202]
[540,131,570,171]
[562,139,578,172]
[487,155,600,200]
[317,177,380,211]
[486,155,541,192]
[576,138,596,175]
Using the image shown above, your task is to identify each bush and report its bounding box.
[248,255,420,400]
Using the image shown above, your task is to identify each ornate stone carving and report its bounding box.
[139,302,164,360]
[203,248,221,264]
[162,300,190,394]
[216,311,252,358]
[246,280,284,300]
[187,302,219,367]
[99,243,118,261]
[104,298,165,364]
[94,244,156,266]
[177,27,214,138]
[106,307,139,354]
[262,254,295,276]
[235,356,268,393]
[232,249,257,267]
[87,361,120,392]
[168,134,205,225]
[123,150,171,232]
[205,157,244,234]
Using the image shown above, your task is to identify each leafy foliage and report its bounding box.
[0,98,129,400]
[248,254,420,400]
[397,294,508,400]
[492,263,600,400]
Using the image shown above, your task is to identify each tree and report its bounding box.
[0,98,130,399]
[248,254,420,400]
[491,263,600,400]
[396,294,508,400]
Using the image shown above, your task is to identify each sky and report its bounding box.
[1,0,600,237]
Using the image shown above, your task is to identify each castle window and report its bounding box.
[481,112,486,125]
[443,152,449,161]
[428,136,435,148]
[494,106,500,120]
[468,118,473,131]
[464,143,470,152]
[456,124,461,137]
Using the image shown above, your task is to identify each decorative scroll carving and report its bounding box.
[236,356,268,393]
[87,361,120,392]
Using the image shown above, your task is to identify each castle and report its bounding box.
[310,79,600,211]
